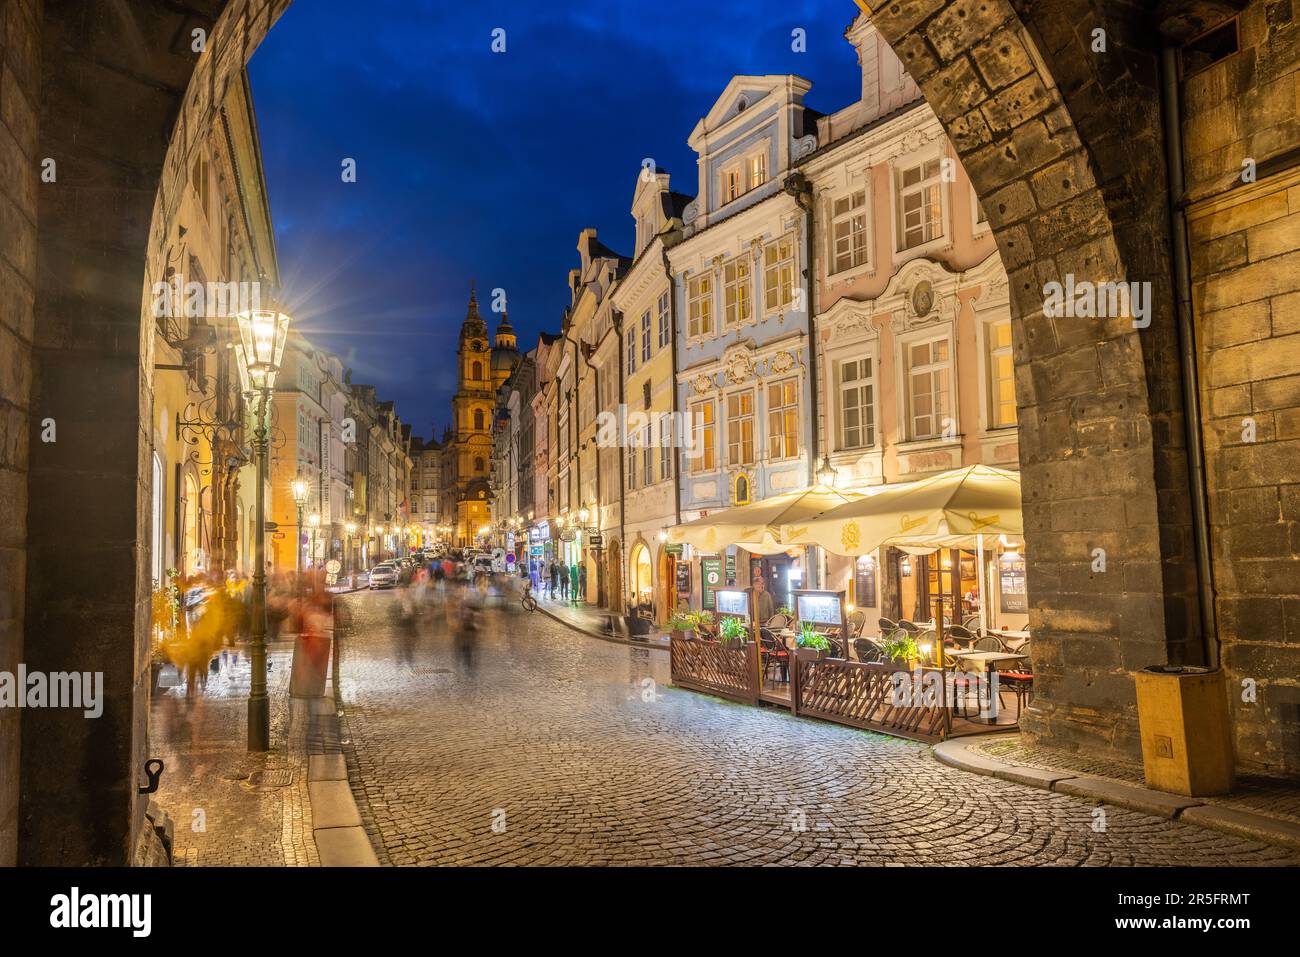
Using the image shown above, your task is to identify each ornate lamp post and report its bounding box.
[234,307,291,753]
[291,476,309,588]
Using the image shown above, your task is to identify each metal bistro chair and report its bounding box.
[897,619,920,634]
[847,609,867,640]
[998,640,1034,718]
[853,638,884,663]
[972,634,1007,653]
[759,627,790,684]
[962,614,981,631]
[944,624,977,651]
[766,612,792,631]
[877,617,898,637]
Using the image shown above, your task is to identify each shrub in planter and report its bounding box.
[795,623,830,657]
[879,628,921,668]
[717,616,748,646]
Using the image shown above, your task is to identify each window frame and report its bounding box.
[835,353,878,452]
[765,377,800,461]
[724,388,756,467]
[657,290,670,350]
[721,254,752,330]
[687,272,715,340]
[829,188,871,276]
[892,153,949,257]
[900,331,955,442]
[762,233,798,316]
[689,398,717,474]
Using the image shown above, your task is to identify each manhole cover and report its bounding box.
[245,768,294,789]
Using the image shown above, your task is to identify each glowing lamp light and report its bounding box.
[234,309,291,393]
[290,477,309,508]
[308,513,321,528]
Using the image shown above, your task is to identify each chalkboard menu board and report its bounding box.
[675,560,691,609]
[854,555,877,609]
[701,557,723,610]
[999,553,1027,613]
[797,592,843,626]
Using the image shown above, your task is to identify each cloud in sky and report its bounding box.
[248,0,862,435]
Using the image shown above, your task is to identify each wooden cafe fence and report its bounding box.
[669,637,955,740]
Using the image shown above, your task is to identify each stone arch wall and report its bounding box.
[19,0,290,864]
[866,0,1200,757]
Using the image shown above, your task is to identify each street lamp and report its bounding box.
[291,476,309,585]
[234,307,292,753]
[308,513,321,569]
[816,455,839,489]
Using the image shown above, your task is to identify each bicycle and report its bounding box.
[521,581,537,613]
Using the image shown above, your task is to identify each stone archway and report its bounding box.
[865,1,1201,758]
[4,0,1240,865]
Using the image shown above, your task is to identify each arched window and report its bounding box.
[474,456,485,473]
[733,473,750,506]
[150,453,165,585]
[474,409,485,431]
[472,361,483,381]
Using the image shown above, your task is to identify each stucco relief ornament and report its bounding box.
[769,351,796,375]
[693,373,714,396]
[793,135,818,159]
[726,353,754,384]
[683,200,699,225]
[911,280,935,318]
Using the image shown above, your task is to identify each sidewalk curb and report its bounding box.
[933,735,1300,851]
[531,601,671,652]
[304,612,380,867]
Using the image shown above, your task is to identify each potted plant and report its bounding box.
[717,615,748,646]
[668,611,700,641]
[879,628,921,668]
[795,622,831,660]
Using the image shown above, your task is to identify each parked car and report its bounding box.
[367,563,398,589]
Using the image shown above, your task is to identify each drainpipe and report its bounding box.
[662,245,683,530]
[1160,43,1218,671]
[583,334,608,608]
[786,171,822,588]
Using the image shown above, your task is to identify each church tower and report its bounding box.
[490,310,521,393]
[450,285,494,545]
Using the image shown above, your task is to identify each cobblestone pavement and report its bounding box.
[336,589,1300,866]
[151,638,320,867]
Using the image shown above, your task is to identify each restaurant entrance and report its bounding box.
[754,552,803,613]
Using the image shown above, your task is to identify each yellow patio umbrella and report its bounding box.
[668,484,866,555]
[781,465,1023,558]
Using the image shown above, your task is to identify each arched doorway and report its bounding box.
[656,545,676,625]
[629,542,653,610]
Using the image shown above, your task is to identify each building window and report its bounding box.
[659,416,673,481]
[641,309,652,363]
[763,235,796,314]
[838,356,875,450]
[734,473,751,505]
[723,165,742,204]
[725,390,755,466]
[472,360,483,381]
[474,409,485,431]
[767,378,799,459]
[896,158,945,251]
[906,336,952,440]
[748,151,767,190]
[475,456,485,473]
[627,432,638,491]
[688,273,714,338]
[831,190,869,274]
[657,290,670,349]
[690,400,716,473]
[643,424,653,487]
[722,255,752,329]
[986,319,1016,428]
[626,325,637,375]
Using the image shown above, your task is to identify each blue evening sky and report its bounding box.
[248,0,863,438]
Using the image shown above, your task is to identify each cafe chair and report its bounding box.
[759,628,789,684]
[767,612,792,630]
[877,617,898,637]
[853,638,884,663]
[972,634,1007,652]
[962,614,981,630]
[847,609,867,640]
[897,619,920,633]
[944,624,977,650]
[997,643,1033,719]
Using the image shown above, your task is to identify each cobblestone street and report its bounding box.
[335,590,1300,866]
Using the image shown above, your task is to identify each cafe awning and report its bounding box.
[781,465,1023,557]
[668,485,865,555]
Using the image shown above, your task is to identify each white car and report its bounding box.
[367,564,398,589]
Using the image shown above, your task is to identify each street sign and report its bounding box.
[588,532,604,548]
